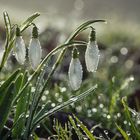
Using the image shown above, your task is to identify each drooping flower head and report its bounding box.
[85,28,100,72]
[68,48,83,90]
[14,26,26,65]
[29,26,42,70]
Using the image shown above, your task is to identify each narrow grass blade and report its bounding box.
[115,123,129,140]
[31,85,97,130]
[69,116,83,139]
[3,11,11,42]
[74,115,96,140]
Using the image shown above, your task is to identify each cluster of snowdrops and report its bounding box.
[14,25,100,90]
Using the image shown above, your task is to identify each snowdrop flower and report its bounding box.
[14,27,26,65]
[29,26,42,70]
[85,29,100,72]
[68,48,83,90]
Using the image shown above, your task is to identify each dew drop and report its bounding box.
[123,120,127,124]
[99,134,103,138]
[104,130,108,135]
[51,103,56,107]
[99,104,104,108]
[70,97,78,102]
[77,124,80,127]
[92,108,97,113]
[126,131,131,136]
[90,130,94,133]
[107,115,111,119]
[37,125,40,128]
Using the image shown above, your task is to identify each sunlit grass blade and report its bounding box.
[115,123,129,140]
[74,115,96,140]
[54,120,70,140]
[31,85,97,131]
[69,116,84,139]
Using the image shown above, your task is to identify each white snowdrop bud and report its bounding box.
[85,29,100,72]
[29,26,42,70]
[68,48,83,90]
[14,27,26,65]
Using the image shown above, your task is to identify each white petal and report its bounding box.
[15,36,26,65]
[68,58,83,90]
[29,38,42,70]
[85,41,100,72]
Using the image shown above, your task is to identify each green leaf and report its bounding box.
[31,85,97,131]
[14,73,24,97]
[116,123,129,140]
[0,69,21,105]
[74,115,96,140]
[0,82,15,133]
[12,71,29,139]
